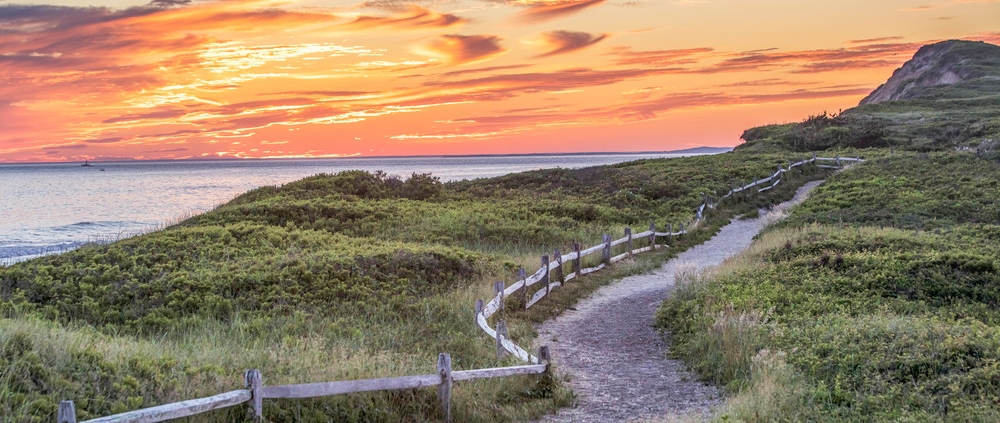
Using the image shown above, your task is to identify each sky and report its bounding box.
[0,0,998,162]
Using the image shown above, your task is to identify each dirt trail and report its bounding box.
[532,180,824,423]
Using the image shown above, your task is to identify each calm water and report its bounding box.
[0,153,709,264]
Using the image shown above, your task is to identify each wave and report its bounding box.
[1,220,157,265]
[0,242,87,265]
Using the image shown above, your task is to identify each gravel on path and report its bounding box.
[532,180,824,423]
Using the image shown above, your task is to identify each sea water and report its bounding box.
[0,153,716,264]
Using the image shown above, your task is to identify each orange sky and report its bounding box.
[1,0,998,162]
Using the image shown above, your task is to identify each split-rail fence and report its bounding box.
[475,154,863,364]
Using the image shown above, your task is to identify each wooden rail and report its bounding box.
[474,154,864,364]
[58,350,550,423]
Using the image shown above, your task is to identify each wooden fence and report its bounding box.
[474,154,864,364]
[56,154,862,422]
[57,350,550,423]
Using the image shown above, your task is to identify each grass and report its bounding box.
[0,150,827,422]
[657,152,1000,422]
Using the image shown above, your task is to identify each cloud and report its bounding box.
[418,34,506,64]
[340,5,466,30]
[388,84,875,141]
[609,46,714,66]
[536,30,608,57]
[847,36,905,44]
[83,136,125,144]
[102,109,189,124]
[716,78,815,88]
[702,42,923,73]
[794,59,898,73]
[438,64,533,77]
[44,143,88,150]
[610,88,874,121]
[513,0,607,23]
[963,31,1000,44]
[148,0,193,6]
[901,4,936,11]
[423,67,672,93]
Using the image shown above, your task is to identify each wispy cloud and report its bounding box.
[536,30,608,57]
[417,34,507,64]
[513,0,607,22]
[340,5,466,30]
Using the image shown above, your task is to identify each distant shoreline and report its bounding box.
[0,146,734,166]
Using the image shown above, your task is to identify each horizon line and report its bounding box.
[0,146,736,166]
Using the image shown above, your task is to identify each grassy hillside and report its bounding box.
[0,151,825,422]
[738,41,1000,153]
[657,152,1000,422]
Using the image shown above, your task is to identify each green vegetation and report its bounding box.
[0,151,825,422]
[657,153,1000,422]
[739,41,1000,153]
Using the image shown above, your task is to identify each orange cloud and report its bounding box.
[340,5,467,30]
[418,34,507,64]
[536,30,608,57]
[514,0,607,23]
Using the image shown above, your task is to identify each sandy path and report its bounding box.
[532,180,824,423]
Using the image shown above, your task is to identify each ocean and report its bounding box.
[0,152,718,264]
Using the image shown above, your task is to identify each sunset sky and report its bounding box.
[0,0,998,162]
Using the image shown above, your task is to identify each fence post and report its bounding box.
[538,346,551,374]
[667,224,673,244]
[58,401,76,423]
[625,228,633,257]
[679,222,685,237]
[475,299,484,317]
[517,268,527,309]
[572,243,581,276]
[553,249,564,283]
[540,255,550,295]
[245,369,263,423]
[602,234,611,265]
[496,320,509,359]
[493,281,505,317]
[648,222,656,248]
[836,155,841,167]
[438,353,453,423]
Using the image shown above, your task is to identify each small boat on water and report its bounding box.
[81,160,94,167]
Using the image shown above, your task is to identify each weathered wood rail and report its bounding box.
[57,351,550,423]
[56,154,862,423]
[474,154,863,364]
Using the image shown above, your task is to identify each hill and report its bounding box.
[738,40,1000,152]
[860,40,1000,105]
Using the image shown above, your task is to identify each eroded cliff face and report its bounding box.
[859,40,1000,105]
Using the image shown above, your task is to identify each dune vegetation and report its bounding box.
[657,152,1000,422]
[0,150,826,422]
